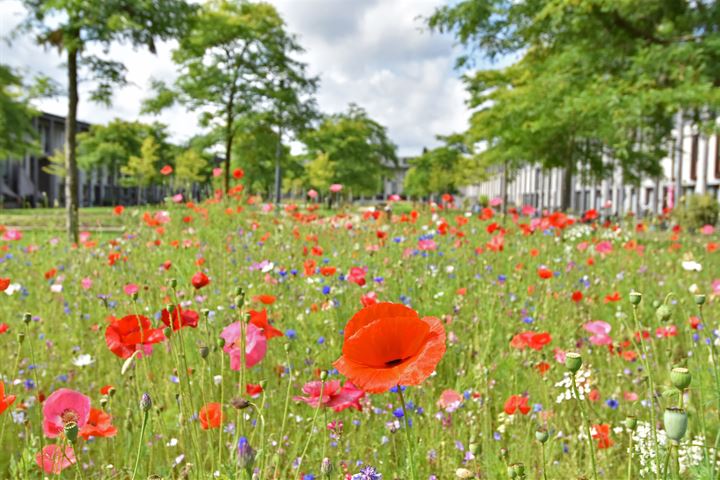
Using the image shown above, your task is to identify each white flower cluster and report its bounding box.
[554,367,592,404]
[565,224,593,241]
[631,421,718,477]
[495,411,516,434]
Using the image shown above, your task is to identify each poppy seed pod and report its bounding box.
[234,296,244,308]
[64,421,78,443]
[656,304,672,322]
[664,408,688,442]
[565,352,582,373]
[230,397,250,410]
[140,393,152,412]
[17,332,24,344]
[535,428,549,443]
[320,457,334,476]
[23,312,31,324]
[167,278,177,288]
[507,466,517,479]
[670,367,691,390]
[320,370,328,381]
[629,291,642,306]
[652,300,661,309]
[694,294,706,305]
[163,327,172,339]
[623,416,637,431]
[199,346,210,359]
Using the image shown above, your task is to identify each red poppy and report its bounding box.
[604,292,621,303]
[99,385,113,396]
[592,424,614,449]
[347,267,366,286]
[332,303,446,393]
[253,294,276,305]
[161,306,199,331]
[0,381,16,415]
[510,331,552,351]
[233,168,244,179]
[0,323,8,334]
[113,205,124,216]
[105,315,165,359]
[246,383,263,397]
[160,165,173,176]
[248,309,283,340]
[79,408,117,439]
[360,291,378,307]
[294,380,365,412]
[537,267,553,279]
[191,272,210,289]
[536,362,550,375]
[571,291,583,303]
[504,395,530,415]
[199,403,223,430]
[0,278,10,291]
[44,268,57,280]
[320,266,337,276]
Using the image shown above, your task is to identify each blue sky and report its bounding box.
[1,0,473,156]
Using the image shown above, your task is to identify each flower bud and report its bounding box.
[623,416,637,431]
[664,408,688,442]
[320,370,328,381]
[17,332,25,344]
[237,437,256,471]
[535,427,549,444]
[629,291,642,306]
[64,421,78,443]
[168,278,177,289]
[163,327,173,339]
[498,447,509,461]
[670,367,691,390]
[512,462,525,478]
[23,313,31,325]
[320,457,334,476]
[140,392,152,412]
[565,352,582,373]
[231,397,250,410]
[695,294,706,306]
[199,346,210,359]
[455,468,474,479]
[100,396,108,408]
[217,337,226,349]
[507,466,517,479]
[656,304,672,322]
[201,308,210,318]
[234,296,245,308]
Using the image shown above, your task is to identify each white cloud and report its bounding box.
[0,0,470,156]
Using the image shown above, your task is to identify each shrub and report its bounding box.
[673,193,719,231]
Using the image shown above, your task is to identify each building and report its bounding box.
[463,125,720,216]
[381,156,411,198]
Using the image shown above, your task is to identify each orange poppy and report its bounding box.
[0,381,16,415]
[253,294,276,305]
[248,309,283,340]
[79,408,117,439]
[199,403,223,430]
[333,303,446,393]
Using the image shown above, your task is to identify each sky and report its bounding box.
[0,0,474,157]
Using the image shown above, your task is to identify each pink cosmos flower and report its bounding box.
[595,241,613,255]
[577,241,589,252]
[123,283,139,296]
[437,389,463,412]
[583,321,612,345]
[553,348,566,364]
[81,278,92,290]
[42,388,91,438]
[329,184,343,193]
[701,224,715,235]
[293,380,365,412]
[220,322,267,370]
[36,445,76,474]
[308,189,319,199]
[213,167,223,177]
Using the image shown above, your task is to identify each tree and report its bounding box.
[175,148,208,191]
[143,0,317,196]
[302,104,398,196]
[121,136,159,203]
[404,135,474,198]
[17,0,195,241]
[0,64,38,159]
[429,0,720,210]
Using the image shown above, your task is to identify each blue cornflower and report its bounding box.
[317,336,325,345]
[392,408,404,418]
[322,285,331,295]
[606,399,619,410]
[286,329,297,339]
[351,466,382,480]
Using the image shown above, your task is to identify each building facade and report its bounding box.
[463,126,720,216]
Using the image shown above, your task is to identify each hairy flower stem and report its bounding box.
[630,305,661,480]
[297,379,325,472]
[541,442,548,480]
[69,441,85,480]
[627,431,634,480]
[397,386,418,480]
[131,408,149,480]
[272,347,293,478]
[571,375,597,480]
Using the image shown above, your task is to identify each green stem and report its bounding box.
[627,432,633,480]
[571,375,597,480]
[541,442,548,480]
[397,386,418,480]
[131,410,149,480]
[69,441,85,480]
[297,380,324,471]
[273,347,293,478]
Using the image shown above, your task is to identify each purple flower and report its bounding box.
[351,466,382,480]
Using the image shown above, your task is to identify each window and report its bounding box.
[690,134,699,180]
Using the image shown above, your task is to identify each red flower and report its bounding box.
[44,268,57,280]
[253,294,276,305]
[537,267,553,279]
[160,165,173,176]
[333,303,446,393]
[113,205,124,216]
[191,272,210,289]
[161,306,199,331]
[293,380,365,412]
[233,168,244,179]
[105,315,165,359]
[592,424,614,449]
[347,267,367,286]
[246,383,263,398]
[199,403,223,430]
[320,266,337,276]
[503,394,530,415]
[248,309,283,340]
[360,291,378,307]
[571,291,583,303]
[604,292,621,303]
[510,331,552,351]
[0,323,8,334]
[99,385,113,396]
[536,362,550,375]
[79,408,117,439]
[0,381,16,415]
[0,278,10,291]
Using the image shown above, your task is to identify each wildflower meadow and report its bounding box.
[0,193,718,480]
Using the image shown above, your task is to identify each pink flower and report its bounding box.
[388,194,401,201]
[418,239,437,251]
[521,205,535,216]
[489,197,503,207]
[154,211,171,224]
[347,267,367,286]
[172,193,184,203]
[2,229,22,241]
[213,167,223,177]
[583,321,612,345]
[42,388,91,438]
[220,322,267,370]
[713,279,720,296]
[624,391,639,402]
[577,241,589,252]
[437,389,463,412]
[123,283,139,296]
[36,445,76,474]
[308,189,319,199]
[262,203,274,213]
[553,348,566,364]
[701,225,714,235]
[595,241,613,255]
[294,380,365,412]
[81,278,92,290]
[329,184,343,193]
[79,231,91,243]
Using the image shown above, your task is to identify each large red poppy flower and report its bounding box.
[592,423,614,449]
[161,307,199,331]
[248,309,283,340]
[79,408,117,439]
[504,394,531,415]
[333,303,446,393]
[191,272,210,289]
[0,381,16,415]
[105,315,165,359]
[199,403,223,430]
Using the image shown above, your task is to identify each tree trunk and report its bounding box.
[561,155,574,211]
[501,160,508,215]
[223,92,235,194]
[65,46,80,243]
[274,124,282,204]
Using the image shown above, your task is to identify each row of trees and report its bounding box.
[428,0,720,209]
[3,0,399,241]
